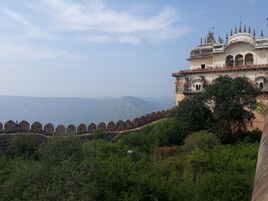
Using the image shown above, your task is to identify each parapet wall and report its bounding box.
[0,110,169,135]
[251,112,268,201]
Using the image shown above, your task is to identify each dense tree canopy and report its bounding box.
[174,94,213,134]
[173,75,260,142]
[204,76,260,134]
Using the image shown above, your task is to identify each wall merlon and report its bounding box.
[0,110,171,135]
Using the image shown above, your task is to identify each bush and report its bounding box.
[93,129,106,140]
[240,129,262,143]
[82,140,126,159]
[121,118,187,151]
[38,136,82,164]
[8,135,44,159]
[182,131,219,152]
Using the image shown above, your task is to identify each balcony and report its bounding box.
[172,64,268,77]
[183,88,203,95]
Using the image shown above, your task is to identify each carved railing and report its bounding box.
[172,64,268,77]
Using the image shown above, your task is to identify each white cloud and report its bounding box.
[0,40,65,61]
[82,35,113,44]
[0,7,54,39]
[43,0,176,33]
[0,0,190,45]
[37,0,189,43]
[146,27,191,44]
[118,36,140,44]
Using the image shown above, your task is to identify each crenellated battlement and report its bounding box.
[0,110,170,135]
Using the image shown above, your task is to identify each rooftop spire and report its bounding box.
[230,29,233,36]
[248,26,251,34]
[200,37,203,44]
[218,36,223,43]
[235,27,237,34]
[244,25,247,33]
[253,28,256,37]
[261,30,264,37]
[207,31,215,44]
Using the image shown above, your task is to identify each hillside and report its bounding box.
[0,118,259,201]
[0,96,174,125]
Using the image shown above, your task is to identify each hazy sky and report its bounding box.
[0,0,267,98]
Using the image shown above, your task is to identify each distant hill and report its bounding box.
[0,96,174,125]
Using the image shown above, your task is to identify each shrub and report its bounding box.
[240,129,262,143]
[183,131,220,152]
[121,118,187,151]
[93,129,106,140]
[8,135,44,159]
[82,140,126,159]
[38,136,82,164]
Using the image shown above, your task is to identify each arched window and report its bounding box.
[194,84,202,91]
[255,76,266,90]
[235,54,244,66]
[192,76,204,92]
[260,82,264,89]
[225,55,234,67]
[245,53,254,66]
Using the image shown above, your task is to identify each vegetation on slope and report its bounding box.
[0,129,259,201]
[0,76,262,201]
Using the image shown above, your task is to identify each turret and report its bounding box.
[207,32,215,44]
[261,30,264,38]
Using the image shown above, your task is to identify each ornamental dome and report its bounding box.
[190,44,213,58]
[226,33,255,47]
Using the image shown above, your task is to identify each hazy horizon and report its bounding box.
[0,94,174,99]
[0,0,267,97]
[0,96,174,125]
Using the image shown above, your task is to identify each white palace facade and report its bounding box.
[172,27,268,128]
[172,27,268,103]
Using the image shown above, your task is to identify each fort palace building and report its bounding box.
[172,26,268,128]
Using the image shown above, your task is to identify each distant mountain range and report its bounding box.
[0,96,174,125]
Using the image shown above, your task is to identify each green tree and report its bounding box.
[204,76,260,136]
[174,94,214,134]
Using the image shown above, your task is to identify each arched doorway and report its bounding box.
[245,53,254,66]
[235,54,244,66]
[225,55,234,67]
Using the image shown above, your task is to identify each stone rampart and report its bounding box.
[0,110,169,153]
[0,110,169,136]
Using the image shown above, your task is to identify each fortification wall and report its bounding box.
[0,110,169,135]
[0,110,169,153]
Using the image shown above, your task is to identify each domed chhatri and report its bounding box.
[172,26,268,128]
